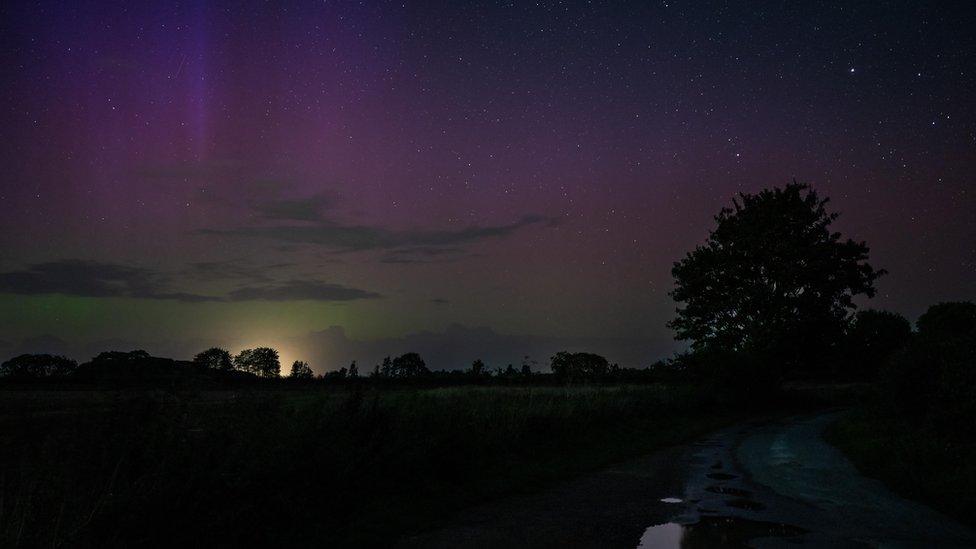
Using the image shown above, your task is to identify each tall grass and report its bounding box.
[1,384,727,547]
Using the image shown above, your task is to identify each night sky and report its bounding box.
[1,1,974,372]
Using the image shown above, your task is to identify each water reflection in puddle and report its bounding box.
[638,517,807,548]
[638,522,683,547]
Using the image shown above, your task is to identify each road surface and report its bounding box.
[401,412,976,548]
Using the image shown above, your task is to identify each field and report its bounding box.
[1,384,738,547]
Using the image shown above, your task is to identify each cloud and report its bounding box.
[251,194,336,222]
[0,260,221,302]
[183,260,294,282]
[379,246,467,264]
[198,214,554,253]
[226,280,381,301]
[0,260,380,303]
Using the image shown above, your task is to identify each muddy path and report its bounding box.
[401,412,976,548]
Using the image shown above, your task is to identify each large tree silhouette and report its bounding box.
[669,183,883,371]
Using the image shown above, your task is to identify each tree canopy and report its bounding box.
[843,309,912,379]
[379,353,430,378]
[0,354,77,379]
[290,360,314,379]
[669,183,884,370]
[550,352,610,381]
[234,347,281,378]
[193,347,234,371]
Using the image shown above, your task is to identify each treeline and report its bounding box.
[0,347,668,387]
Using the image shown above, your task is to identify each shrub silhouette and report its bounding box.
[842,309,912,380]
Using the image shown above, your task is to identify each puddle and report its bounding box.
[706,472,738,480]
[705,485,752,497]
[637,522,684,547]
[725,498,766,511]
[638,517,807,548]
[660,497,683,504]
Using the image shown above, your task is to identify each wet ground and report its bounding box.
[401,412,976,548]
[641,412,975,547]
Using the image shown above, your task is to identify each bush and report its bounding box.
[841,309,912,380]
[884,301,976,440]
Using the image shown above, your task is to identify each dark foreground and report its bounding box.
[0,385,735,547]
[3,386,972,547]
[408,413,976,548]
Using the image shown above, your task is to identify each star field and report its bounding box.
[0,1,973,370]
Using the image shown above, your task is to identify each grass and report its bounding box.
[0,384,739,547]
[825,408,976,528]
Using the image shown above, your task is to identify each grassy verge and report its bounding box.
[825,409,976,528]
[1,384,740,547]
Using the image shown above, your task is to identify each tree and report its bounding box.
[0,354,77,379]
[322,367,348,381]
[843,309,911,379]
[550,352,609,381]
[290,360,314,379]
[916,301,976,338]
[379,356,393,377]
[234,347,281,378]
[886,301,976,439]
[669,183,884,373]
[469,359,486,377]
[386,353,430,378]
[193,347,233,371]
[348,360,359,378]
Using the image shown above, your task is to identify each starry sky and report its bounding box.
[1,1,974,372]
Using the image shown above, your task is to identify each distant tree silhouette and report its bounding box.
[348,360,359,378]
[550,352,609,381]
[469,359,486,378]
[386,353,429,378]
[322,367,348,381]
[843,309,911,379]
[234,347,280,378]
[669,182,884,374]
[290,360,314,379]
[379,356,393,377]
[916,301,976,337]
[193,347,234,371]
[73,350,208,385]
[0,354,77,379]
